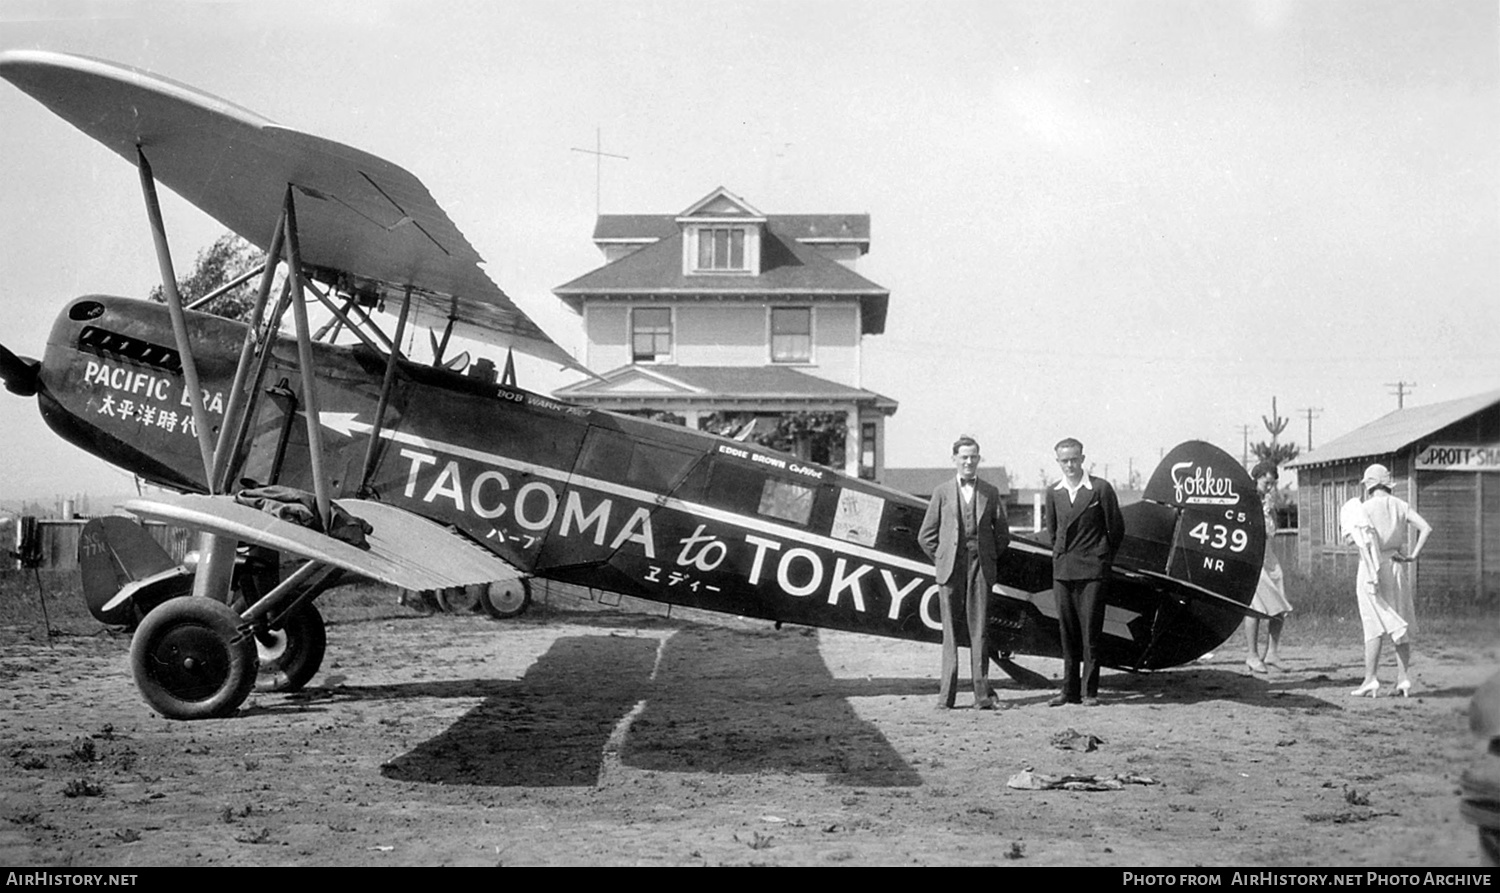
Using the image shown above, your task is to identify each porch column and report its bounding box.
[844,406,860,478]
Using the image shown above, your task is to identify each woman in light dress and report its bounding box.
[1244,462,1292,673]
[1340,463,1433,698]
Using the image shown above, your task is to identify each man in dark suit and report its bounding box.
[918,435,1011,710]
[1044,437,1125,707]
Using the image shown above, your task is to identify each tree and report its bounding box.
[1251,397,1300,468]
[1251,440,1300,467]
[147,232,265,321]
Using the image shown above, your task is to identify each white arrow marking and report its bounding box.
[998,584,1141,642]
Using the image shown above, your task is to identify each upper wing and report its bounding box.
[121,493,522,594]
[0,49,586,374]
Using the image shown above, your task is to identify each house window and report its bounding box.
[771,307,812,363]
[631,308,671,363]
[1320,477,1359,546]
[860,422,877,480]
[697,227,746,271]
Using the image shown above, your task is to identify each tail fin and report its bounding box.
[79,516,189,625]
[1116,441,1264,608]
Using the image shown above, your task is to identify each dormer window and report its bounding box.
[696,226,747,271]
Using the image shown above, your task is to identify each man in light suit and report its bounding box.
[918,435,1011,710]
[1043,437,1125,707]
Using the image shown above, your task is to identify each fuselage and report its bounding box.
[33,295,1249,668]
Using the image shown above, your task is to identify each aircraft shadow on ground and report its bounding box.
[1100,666,1333,710]
[375,625,924,788]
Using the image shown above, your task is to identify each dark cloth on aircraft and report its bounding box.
[918,477,1009,707]
[1043,476,1125,701]
[235,485,373,550]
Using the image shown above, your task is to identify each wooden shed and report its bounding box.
[1285,388,1500,603]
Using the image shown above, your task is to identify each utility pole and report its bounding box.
[1238,425,1252,467]
[570,127,628,216]
[1386,381,1416,409]
[1300,407,1323,450]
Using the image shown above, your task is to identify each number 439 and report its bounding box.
[1188,522,1248,552]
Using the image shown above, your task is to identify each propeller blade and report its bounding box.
[0,342,39,396]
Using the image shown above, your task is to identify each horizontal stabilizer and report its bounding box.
[1112,567,1273,621]
[122,494,521,594]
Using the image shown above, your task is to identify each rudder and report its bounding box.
[1119,440,1264,608]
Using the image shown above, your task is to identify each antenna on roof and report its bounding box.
[571,127,628,216]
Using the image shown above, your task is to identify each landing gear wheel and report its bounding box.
[254,602,327,693]
[130,596,257,720]
[480,578,532,619]
[437,584,482,613]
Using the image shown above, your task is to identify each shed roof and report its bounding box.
[1286,388,1500,469]
[883,467,1011,498]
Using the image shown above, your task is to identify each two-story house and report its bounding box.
[552,187,898,480]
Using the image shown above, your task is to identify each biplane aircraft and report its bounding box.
[0,51,1270,720]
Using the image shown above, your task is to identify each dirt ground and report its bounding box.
[1,589,1497,868]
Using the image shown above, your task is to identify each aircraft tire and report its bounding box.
[254,602,327,693]
[479,578,532,619]
[436,585,482,613]
[130,596,257,720]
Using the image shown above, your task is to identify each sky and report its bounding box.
[0,0,1495,502]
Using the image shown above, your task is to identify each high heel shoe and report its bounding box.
[1350,679,1380,698]
[1395,680,1412,698]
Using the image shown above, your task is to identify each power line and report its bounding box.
[1299,407,1323,450]
[1385,381,1417,409]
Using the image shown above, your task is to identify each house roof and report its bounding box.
[883,467,1011,498]
[556,224,890,334]
[556,364,898,410]
[1286,388,1500,469]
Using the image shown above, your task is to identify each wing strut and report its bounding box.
[212,211,287,492]
[432,295,459,365]
[301,277,390,356]
[217,276,292,488]
[359,286,414,495]
[281,186,334,529]
[137,147,218,488]
[186,263,265,312]
[312,293,357,342]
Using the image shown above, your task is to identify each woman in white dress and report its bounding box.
[1342,464,1433,698]
[1244,462,1292,673]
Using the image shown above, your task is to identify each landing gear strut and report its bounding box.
[990,648,1053,689]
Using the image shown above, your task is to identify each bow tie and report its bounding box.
[959,479,975,487]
